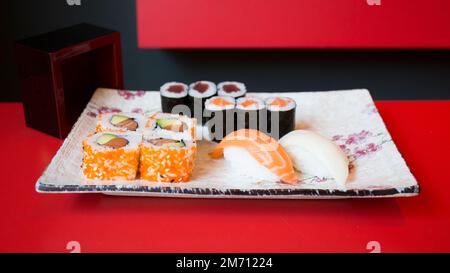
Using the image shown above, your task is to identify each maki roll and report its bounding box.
[218,81,246,99]
[140,135,197,183]
[204,96,236,142]
[235,97,266,132]
[82,132,141,180]
[96,112,145,133]
[188,81,217,125]
[265,97,296,140]
[146,112,196,140]
[159,82,189,114]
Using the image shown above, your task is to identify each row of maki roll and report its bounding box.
[232,96,296,140]
[203,96,296,142]
[159,81,247,125]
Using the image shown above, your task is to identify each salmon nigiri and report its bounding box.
[210,129,298,184]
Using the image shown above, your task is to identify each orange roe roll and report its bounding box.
[82,132,141,180]
[139,137,197,183]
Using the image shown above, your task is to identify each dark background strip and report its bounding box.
[2,0,450,102]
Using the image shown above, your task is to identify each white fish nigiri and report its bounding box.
[279,130,349,187]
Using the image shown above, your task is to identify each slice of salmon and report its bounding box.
[240,99,257,108]
[210,129,298,184]
[211,97,234,107]
[270,97,289,108]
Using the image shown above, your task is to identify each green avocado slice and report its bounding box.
[96,133,117,145]
[169,140,186,147]
[110,114,130,125]
[157,118,178,129]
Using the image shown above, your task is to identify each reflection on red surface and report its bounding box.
[137,0,450,48]
[1,101,450,252]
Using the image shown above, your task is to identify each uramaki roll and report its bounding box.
[146,112,196,141]
[82,132,141,180]
[96,112,146,133]
[139,136,197,183]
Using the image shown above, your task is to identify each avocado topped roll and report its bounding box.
[188,81,217,125]
[217,81,247,99]
[140,135,197,183]
[160,82,189,114]
[82,132,141,180]
[96,112,146,133]
[146,112,196,141]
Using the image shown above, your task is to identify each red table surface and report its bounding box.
[0,101,449,253]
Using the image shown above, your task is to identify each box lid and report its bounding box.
[16,23,116,52]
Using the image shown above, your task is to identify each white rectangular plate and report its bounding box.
[36,88,419,199]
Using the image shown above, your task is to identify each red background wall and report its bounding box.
[137,0,450,49]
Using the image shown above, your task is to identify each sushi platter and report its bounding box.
[36,85,419,199]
